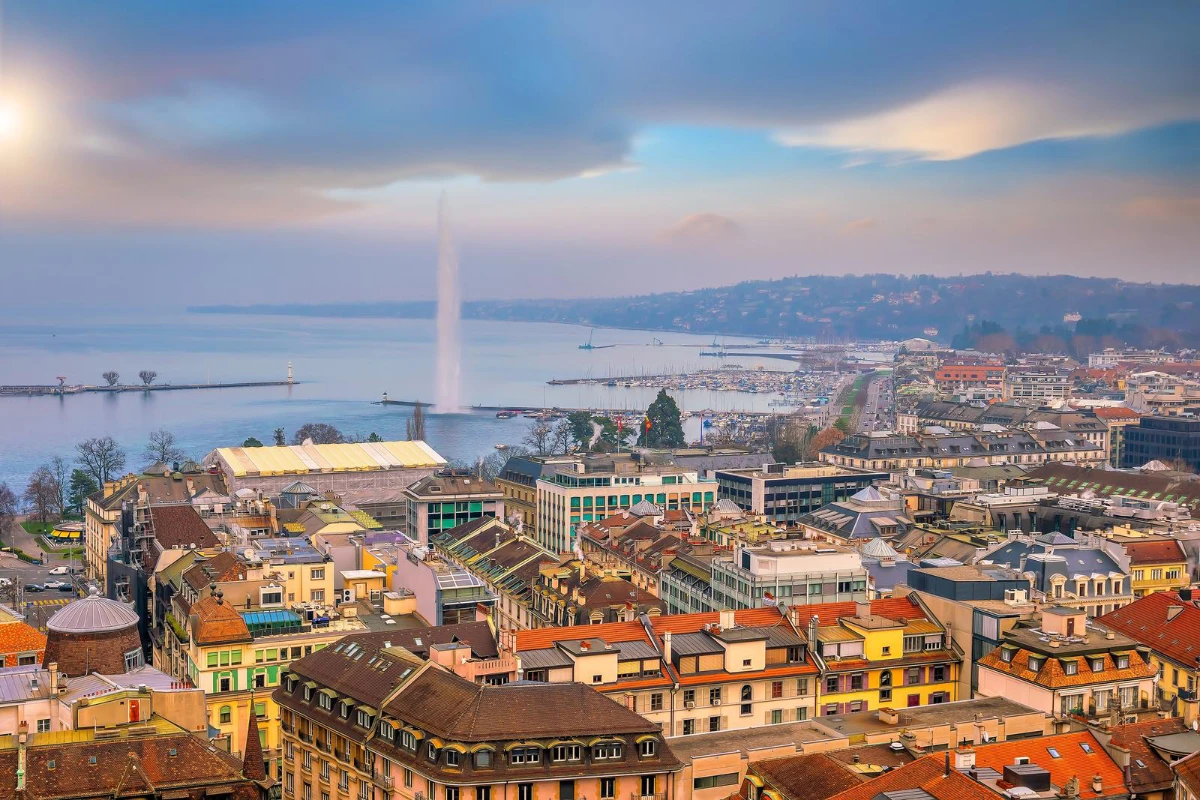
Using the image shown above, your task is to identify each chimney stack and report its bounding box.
[719,608,736,629]
[662,631,673,664]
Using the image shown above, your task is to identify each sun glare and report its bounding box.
[0,98,23,142]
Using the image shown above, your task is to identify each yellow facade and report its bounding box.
[1130,563,1187,597]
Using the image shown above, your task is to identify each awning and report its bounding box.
[548,739,584,748]
[635,734,659,744]
[383,719,403,730]
[504,741,543,752]
[586,736,622,747]
[469,743,495,753]
[303,681,317,690]
[356,705,377,716]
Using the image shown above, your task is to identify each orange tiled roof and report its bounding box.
[650,606,790,634]
[1176,749,1200,798]
[972,731,1126,799]
[677,661,818,686]
[1107,717,1187,793]
[1091,407,1142,420]
[0,622,46,659]
[790,596,929,628]
[1099,592,1200,669]
[189,595,251,646]
[514,619,651,651]
[976,644,1156,689]
[828,754,995,800]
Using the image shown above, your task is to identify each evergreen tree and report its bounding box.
[638,389,685,448]
[67,469,99,516]
[566,411,594,450]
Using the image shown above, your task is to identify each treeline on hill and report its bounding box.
[190,273,1200,346]
[949,317,1193,358]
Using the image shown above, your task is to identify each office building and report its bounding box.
[714,463,889,525]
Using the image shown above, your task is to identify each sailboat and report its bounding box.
[579,328,615,350]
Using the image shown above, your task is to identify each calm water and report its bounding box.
[0,311,791,488]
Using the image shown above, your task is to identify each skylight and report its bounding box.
[1047,748,1060,758]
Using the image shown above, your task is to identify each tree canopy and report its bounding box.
[638,389,685,448]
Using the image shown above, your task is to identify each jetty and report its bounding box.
[0,380,297,398]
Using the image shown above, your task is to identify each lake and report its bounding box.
[0,311,794,488]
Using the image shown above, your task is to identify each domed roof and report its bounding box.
[47,590,138,634]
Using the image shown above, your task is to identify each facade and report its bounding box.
[497,456,568,540]
[531,559,666,626]
[1123,415,1200,472]
[1099,590,1200,715]
[934,359,1005,395]
[43,591,144,677]
[513,607,820,735]
[404,470,506,545]
[820,428,1103,472]
[976,606,1158,719]
[1091,407,1143,467]
[275,632,679,800]
[978,532,1133,617]
[660,541,868,615]
[535,454,717,554]
[385,533,500,626]
[206,439,446,495]
[1121,538,1188,596]
[713,464,889,525]
[1003,368,1072,401]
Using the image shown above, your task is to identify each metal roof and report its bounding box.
[214,440,446,477]
[46,592,138,634]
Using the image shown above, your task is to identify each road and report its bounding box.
[0,516,87,632]
[856,374,895,434]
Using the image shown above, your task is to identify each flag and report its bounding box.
[644,415,652,432]
[617,417,623,432]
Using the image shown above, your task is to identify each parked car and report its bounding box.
[42,580,68,590]
[48,566,69,576]
[68,566,85,575]
[57,583,75,593]
[24,584,44,593]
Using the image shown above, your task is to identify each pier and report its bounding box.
[0,380,297,398]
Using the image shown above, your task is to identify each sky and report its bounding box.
[0,1,1197,308]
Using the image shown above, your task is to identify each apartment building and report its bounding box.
[820,428,1103,472]
[713,463,889,525]
[1099,590,1200,716]
[275,633,679,800]
[404,470,506,545]
[1003,368,1072,402]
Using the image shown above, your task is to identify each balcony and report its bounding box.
[372,773,395,790]
[298,731,314,744]
[632,794,667,800]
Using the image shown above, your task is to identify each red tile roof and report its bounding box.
[1121,538,1187,566]
[189,595,251,646]
[1176,749,1200,798]
[972,731,1126,800]
[1091,407,1142,421]
[789,596,928,628]
[0,622,47,664]
[827,754,995,800]
[1098,591,1200,669]
[977,644,1157,689]
[1107,717,1187,794]
[750,753,864,800]
[514,619,651,651]
[650,606,790,634]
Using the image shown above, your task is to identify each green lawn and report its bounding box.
[20,521,55,535]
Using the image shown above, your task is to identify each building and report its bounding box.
[976,606,1158,720]
[1098,590,1200,716]
[1126,371,1200,417]
[906,402,1112,462]
[275,630,679,800]
[0,619,45,668]
[1021,461,1200,514]
[660,540,868,615]
[205,439,446,495]
[404,470,506,545]
[713,464,889,525]
[534,453,717,554]
[1123,416,1200,472]
[978,532,1133,617]
[0,719,270,799]
[820,428,1104,472]
[386,533,502,626]
[1091,407,1143,467]
[513,606,821,735]
[934,359,1005,395]
[1177,748,1200,800]
[793,597,961,715]
[964,731,1130,800]
[1003,367,1072,402]
[797,486,913,544]
[579,514,693,595]
[530,559,666,626]
[1095,717,1200,800]
[947,486,1057,533]
[43,591,145,677]
[824,753,996,800]
[1121,538,1188,596]
[496,456,570,541]
[900,563,1039,695]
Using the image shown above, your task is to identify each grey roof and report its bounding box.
[1035,532,1076,546]
[47,591,138,634]
[983,538,1126,593]
[713,498,743,514]
[866,559,914,592]
[281,480,317,495]
[614,640,661,660]
[669,632,724,657]
[629,500,663,517]
[763,627,807,648]
[0,666,51,703]
[861,537,899,559]
[517,648,574,670]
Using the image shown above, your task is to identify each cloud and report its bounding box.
[1122,195,1200,223]
[842,218,878,234]
[658,213,745,244]
[775,82,1198,161]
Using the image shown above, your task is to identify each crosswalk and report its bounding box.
[29,598,72,607]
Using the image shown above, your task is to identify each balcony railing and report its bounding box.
[372,773,395,790]
[632,793,667,800]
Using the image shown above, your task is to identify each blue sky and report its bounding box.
[0,1,1196,306]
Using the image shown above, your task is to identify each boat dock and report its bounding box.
[0,380,296,397]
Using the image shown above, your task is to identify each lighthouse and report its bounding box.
[287,362,294,385]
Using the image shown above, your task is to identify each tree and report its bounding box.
[76,436,126,486]
[138,370,157,386]
[550,420,573,455]
[144,428,186,465]
[523,419,554,456]
[638,389,685,448]
[406,402,426,441]
[832,416,851,433]
[0,483,16,549]
[272,428,286,446]
[49,456,70,517]
[770,418,818,463]
[292,423,345,445]
[367,432,383,443]
[67,469,98,516]
[102,371,120,386]
[243,437,264,448]
[24,466,61,524]
[810,427,846,458]
[566,411,594,450]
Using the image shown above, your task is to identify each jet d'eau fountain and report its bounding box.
[434,193,463,413]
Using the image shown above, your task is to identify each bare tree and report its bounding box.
[523,419,554,456]
[550,419,573,455]
[292,422,345,445]
[138,370,157,386]
[477,446,530,481]
[48,456,70,516]
[0,483,17,549]
[102,371,120,386]
[76,436,127,486]
[406,402,426,441]
[24,466,61,524]
[144,428,186,465]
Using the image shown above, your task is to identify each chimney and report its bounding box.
[944,751,951,777]
[855,601,872,619]
[1091,775,1103,795]
[662,631,673,664]
[954,745,976,771]
[719,609,736,629]
[49,664,59,695]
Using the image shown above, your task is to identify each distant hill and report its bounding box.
[190,273,1200,348]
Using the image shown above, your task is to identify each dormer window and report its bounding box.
[380,723,394,741]
[639,740,657,758]
[428,742,439,761]
[1091,658,1104,672]
[1117,655,1130,669]
[318,693,333,711]
[356,709,373,728]
[1028,657,1043,672]
[1063,661,1078,676]
[303,685,313,701]
[340,701,352,718]
[1000,649,1014,663]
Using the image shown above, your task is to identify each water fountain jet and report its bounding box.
[434,192,462,413]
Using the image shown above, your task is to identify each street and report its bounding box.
[855,374,895,433]
[1,516,87,632]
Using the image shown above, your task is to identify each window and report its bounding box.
[1080,742,1093,754]
[1048,748,1061,758]
[219,676,231,692]
[319,694,332,711]
[518,785,533,800]
[906,668,920,686]
[641,776,657,798]
[1028,657,1043,672]
[683,689,695,705]
[796,707,808,721]
[510,747,541,765]
[428,742,439,761]
[880,688,893,702]
[881,646,891,656]
[311,567,325,580]
[771,709,783,724]
[1063,661,1078,676]
[559,781,575,800]
[36,718,50,733]
[593,743,622,760]
[650,693,663,711]
[303,751,311,769]
[356,710,372,728]
[709,716,721,732]
[932,666,946,682]
[682,719,695,735]
[551,745,581,762]
[797,678,809,696]
[741,684,753,716]
[404,769,413,789]
[694,774,740,791]
[124,648,143,671]
[447,789,460,800]
[401,731,417,750]
[1091,658,1104,672]
[475,750,492,769]
[600,778,615,800]
[478,788,491,800]
[826,676,839,693]
[593,674,603,684]
[710,687,722,705]
[850,674,864,691]
[219,706,232,724]
[771,681,783,698]
[445,749,461,767]
[321,761,330,780]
